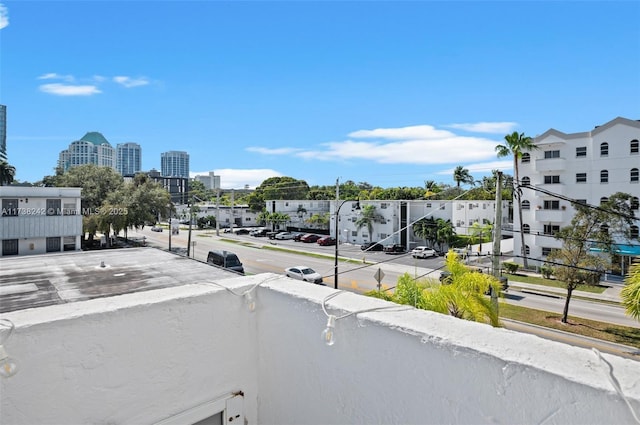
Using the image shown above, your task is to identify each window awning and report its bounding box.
[589,243,640,256]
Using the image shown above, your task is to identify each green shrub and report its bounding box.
[540,265,553,279]
[503,262,519,274]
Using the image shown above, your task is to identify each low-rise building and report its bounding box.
[0,186,82,256]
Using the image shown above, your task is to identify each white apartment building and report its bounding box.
[516,116,640,269]
[174,203,260,229]
[57,132,116,172]
[266,199,510,249]
[193,171,221,190]
[0,187,82,256]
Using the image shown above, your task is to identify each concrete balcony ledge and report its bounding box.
[1,252,639,425]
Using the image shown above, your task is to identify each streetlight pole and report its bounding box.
[334,178,341,289]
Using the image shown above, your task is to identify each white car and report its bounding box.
[274,232,295,240]
[284,266,325,285]
[411,246,437,258]
[445,248,468,259]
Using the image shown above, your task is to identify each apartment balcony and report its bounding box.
[1,249,638,424]
[531,233,564,248]
[535,208,567,222]
[535,157,566,172]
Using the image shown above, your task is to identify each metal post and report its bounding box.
[334,178,340,289]
[492,171,503,312]
[187,198,193,257]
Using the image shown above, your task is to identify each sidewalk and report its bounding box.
[506,279,622,303]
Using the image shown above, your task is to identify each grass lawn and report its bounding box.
[504,273,607,294]
[500,302,640,349]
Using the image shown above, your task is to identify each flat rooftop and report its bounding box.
[0,247,236,313]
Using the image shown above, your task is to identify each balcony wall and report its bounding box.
[535,157,567,172]
[535,208,567,222]
[1,271,639,424]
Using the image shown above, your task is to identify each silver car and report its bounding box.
[285,266,325,285]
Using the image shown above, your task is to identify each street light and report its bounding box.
[334,199,359,289]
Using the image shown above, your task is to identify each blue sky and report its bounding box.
[1,1,639,189]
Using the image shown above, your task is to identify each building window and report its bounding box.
[523,224,530,234]
[544,175,560,184]
[525,245,530,255]
[522,200,530,210]
[426,203,432,208]
[1,199,18,216]
[63,236,76,251]
[576,147,587,157]
[543,224,560,235]
[521,153,531,163]
[380,203,388,209]
[600,197,609,205]
[46,237,61,252]
[46,199,61,216]
[631,139,639,154]
[544,200,560,210]
[521,177,530,186]
[600,142,609,156]
[544,150,560,159]
[600,170,609,183]
[600,224,609,235]
[440,203,445,210]
[542,247,552,256]
[63,203,77,215]
[631,226,639,239]
[576,199,587,205]
[468,204,474,210]
[631,168,639,183]
[576,173,587,183]
[631,197,639,210]
[2,239,18,256]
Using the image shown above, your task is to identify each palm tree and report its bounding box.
[435,219,456,252]
[622,262,640,321]
[0,161,16,186]
[453,166,474,187]
[355,204,377,241]
[495,132,538,269]
[413,217,437,248]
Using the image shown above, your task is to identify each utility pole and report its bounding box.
[187,198,193,257]
[216,189,220,236]
[168,211,172,252]
[334,178,340,289]
[491,171,503,311]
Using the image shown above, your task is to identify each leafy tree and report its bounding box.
[435,219,456,252]
[453,166,474,188]
[413,217,438,248]
[496,131,538,269]
[0,160,16,186]
[622,262,640,321]
[547,192,635,323]
[306,212,330,229]
[355,204,377,241]
[469,221,492,253]
[247,177,310,211]
[264,211,290,230]
[188,179,210,202]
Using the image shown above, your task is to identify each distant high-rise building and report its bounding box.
[58,132,116,172]
[0,105,6,161]
[193,171,220,190]
[161,151,189,178]
[116,143,142,176]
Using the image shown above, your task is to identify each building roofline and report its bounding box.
[535,117,640,142]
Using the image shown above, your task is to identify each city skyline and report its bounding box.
[1,1,639,189]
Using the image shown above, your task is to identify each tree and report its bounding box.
[355,204,377,241]
[435,219,456,252]
[453,166,474,188]
[495,132,538,269]
[247,176,310,211]
[622,262,640,321]
[306,212,330,230]
[0,161,16,186]
[413,217,438,248]
[547,192,635,323]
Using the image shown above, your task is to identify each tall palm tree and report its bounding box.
[452,166,474,187]
[495,132,538,269]
[435,219,456,252]
[0,161,16,186]
[622,262,640,321]
[413,217,438,248]
[355,204,377,241]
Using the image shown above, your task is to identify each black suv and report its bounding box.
[361,242,384,251]
[384,244,405,254]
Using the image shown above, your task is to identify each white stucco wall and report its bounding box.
[1,272,639,425]
[0,277,260,425]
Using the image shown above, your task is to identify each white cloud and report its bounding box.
[245,147,302,155]
[37,73,75,82]
[191,169,282,189]
[0,3,8,30]
[348,125,454,140]
[445,122,518,134]
[113,76,149,88]
[39,83,101,96]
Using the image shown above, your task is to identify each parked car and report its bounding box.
[300,234,321,243]
[267,231,280,239]
[445,248,468,259]
[384,244,405,254]
[284,266,325,285]
[250,228,269,237]
[234,228,250,235]
[274,232,295,240]
[361,241,384,251]
[151,225,163,232]
[207,250,244,275]
[317,236,336,246]
[411,246,437,258]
